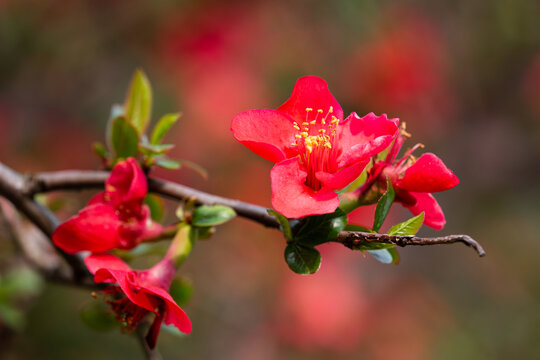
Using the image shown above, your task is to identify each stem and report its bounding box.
[3,163,485,257]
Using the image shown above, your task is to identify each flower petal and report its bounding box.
[337,113,398,168]
[52,203,120,254]
[277,76,343,122]
[231,109,298,163]
[270,158,339,218]
[142,285,192,334]
[106,157,147,207]
[84,253,132,275]
[402,192,446,230]
[315,159,369,190]
[397,153,459,193]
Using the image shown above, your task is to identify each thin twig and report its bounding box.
[336,231,486,257]
[135,325,163,360]
[13,165,485,257]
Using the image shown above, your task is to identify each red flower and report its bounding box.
[53,158,162,253]
[376,131,459,230]
[85,253,191,349]
[231,76,398,218]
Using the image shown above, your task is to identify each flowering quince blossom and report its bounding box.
[375,128,459,230]
[53,158,162,253]
[231,76,399,218]
[85,253,192,349]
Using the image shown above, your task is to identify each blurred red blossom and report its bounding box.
[53,158,162,253]
[341,7,454,133]
[85,253,191,349]
[232,76,398,218]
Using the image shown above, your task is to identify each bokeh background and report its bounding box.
[1,0,540,359]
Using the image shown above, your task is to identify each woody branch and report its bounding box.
[0,161,485,257]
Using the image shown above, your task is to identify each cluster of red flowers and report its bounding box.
[52,158,191,348]
[231,76,458,228]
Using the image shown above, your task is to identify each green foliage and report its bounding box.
[388,212,424,236]
[154,158,181,170]
[110,116,139,159]
[284,243,321,275]
[144,193,165,222]
[151,113,181,144]
[267,209,293,242]
[373,179,395,232]
[169,277,193,307]
[79,300,117,332]
[124,69,153,134]
[294,208,347,246]
[191,205,236,227]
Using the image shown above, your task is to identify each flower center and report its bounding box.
[103,286,151,333]
[291,106,340,191]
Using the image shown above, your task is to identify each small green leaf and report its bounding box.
[169,277,193,307]
[368,248,400,264]
[351,241,395,251]
[388,212,424,236]
[284,244,321,274]
[197,226,215,240]
[79,300,117,332]
[344,224,374,233]
[177,159,208,179]
[267,209,293,242]
[144,194,164,222]
[373,180,395,232]
[151,113,181,144]
[139,143,175,156]
[294,208,347,246]
[155,158,181,170]
[124,69,153,134]
[169,224,198,267]
[111,116,139,159]
[92,142,108,160]
[0,302,25,331]
[192,205,236,227]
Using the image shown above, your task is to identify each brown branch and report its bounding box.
[0,163,91,282]
[14,165,485,257]
[336,231,486,257]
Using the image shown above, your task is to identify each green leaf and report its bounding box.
[177,159,208,180]
[345,224,374,233]
[353,242,395,251]
[373,180,395,232]
[368,248,400,264]
[169,224,198,267]
[191,205,236,227]
[79,300,117,332]
[155,158,181,170]
[267,209,293,242]
[0,302,25,331]
[388,212,425,236]
[294,208,347,246]
[124,69,153,134]
[284,244,321,274]
[151,113,181,144]
[111,116,139,159]
[197,226,215,240]
[169,277,193,307]
[92,142,108,160]
[144,194,164,222]
[139,143,175,156]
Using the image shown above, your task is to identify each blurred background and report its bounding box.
[1,0,540,359]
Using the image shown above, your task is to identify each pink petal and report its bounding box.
[84,253,132,275]
[277,76,343,123]
[403,192,446,230]
[315,159,369,190]
[142,285,192,334]
[337,113,399,168]
[231,109,298,163]
[106,158,147,206]
[270,158,339,218]
[397,153,459,193]
[87,191,106,206]
[52,203,120,254]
